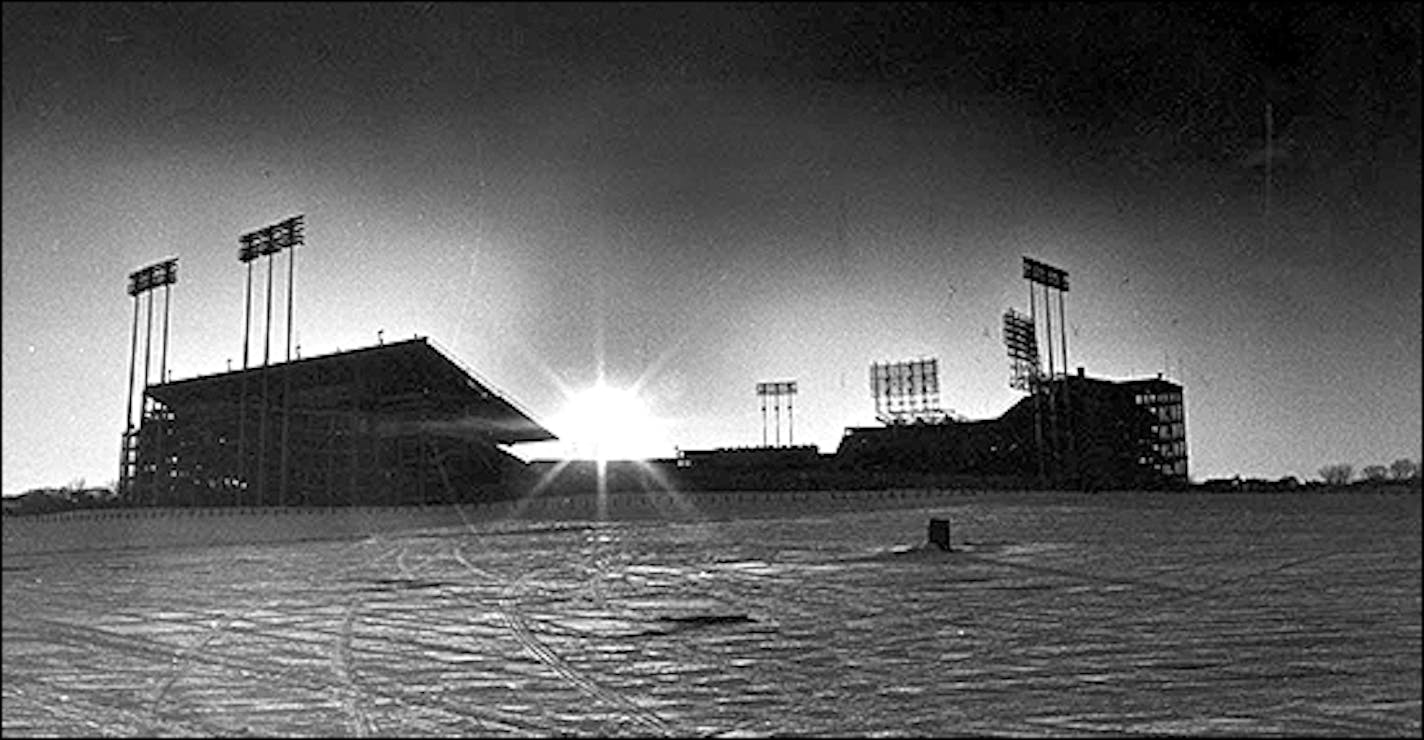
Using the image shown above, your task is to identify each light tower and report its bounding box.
[1022,256,1070,486]
[237,214,304,506]
[1002,308,1043,484]
[756,380,798,447]
[120,257,178,501]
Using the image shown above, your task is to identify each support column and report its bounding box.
[774,395,781,447]
[761,395,767,447]
[259,257,273,506]
[1029,279,1045,486]
[281,246,295,506]
[160,283,172,384]
[121,295,140,496]
[1058,287,1072,488]
[142,290,154,504]
[239,261,252,507]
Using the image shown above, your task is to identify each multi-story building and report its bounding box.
[1119,375,1188,481]
[836,368,1187,489]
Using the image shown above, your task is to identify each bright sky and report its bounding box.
[3,3,1420,493]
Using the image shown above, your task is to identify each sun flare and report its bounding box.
[554,383,668,462]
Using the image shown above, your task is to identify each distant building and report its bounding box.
[676,446,823,469]
[837,368,1187,490]
[836,414,1035,479]
[123,338,555,507]
[671,446,827,491]
[1117,375,1188,481]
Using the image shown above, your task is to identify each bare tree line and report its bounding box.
[1319,458,1419,487]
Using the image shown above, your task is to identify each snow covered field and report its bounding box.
[1,488,954,556]
[4,490,1419,736]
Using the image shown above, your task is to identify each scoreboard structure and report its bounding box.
[869,358,947,425]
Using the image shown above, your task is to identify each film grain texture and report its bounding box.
[4,491,1419,737]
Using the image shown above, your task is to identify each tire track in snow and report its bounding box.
[498,574,677,737]
[451,542,679,735]
[4,678,192,737]
[332,601,376,738]
[145,614,230,734]
[8,615,558,736]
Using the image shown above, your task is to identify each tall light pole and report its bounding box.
[1003,308,1043,483]
[756,381,797,448]
[1022,256,1070,487]
[238,215,304,507]
[122,258,178,502]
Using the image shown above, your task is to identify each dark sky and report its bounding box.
[3,2,1420,492]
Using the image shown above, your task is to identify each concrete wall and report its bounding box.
[3,488,976,557]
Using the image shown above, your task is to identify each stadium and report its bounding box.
[110,226,1185,505]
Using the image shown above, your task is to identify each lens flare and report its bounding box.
[555,382,666,462]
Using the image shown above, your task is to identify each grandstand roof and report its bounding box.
[146,337,555,445]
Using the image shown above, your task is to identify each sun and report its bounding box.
[553,382,668,462]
